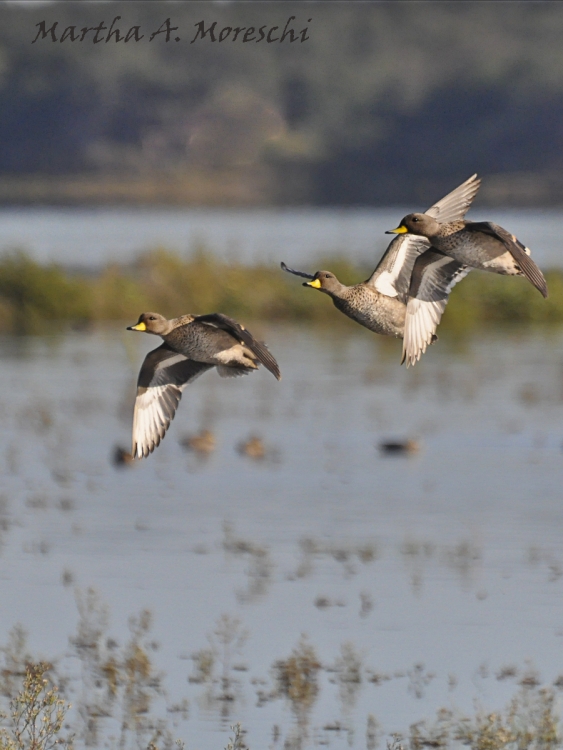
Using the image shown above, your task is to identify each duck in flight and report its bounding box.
[281,174,481,367]
[127,312,281,458]
[386,213,547,299]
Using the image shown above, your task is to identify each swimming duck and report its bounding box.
[112,445,135,467]
[127,312,281,458]
[237,435,266,460]
[282,174,481,367]
[180,428,216,456]
[387,214,547,298]
[378,439,420,456]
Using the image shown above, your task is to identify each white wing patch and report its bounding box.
[369,235,429,301]
[402,258,471,368]
[402,298,445,368]
[154,353,187,370]
[131,347,213,459]
[132,384,182,459]
[372,270,399,297]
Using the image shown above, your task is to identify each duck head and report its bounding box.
[386,213,441,238]
[303,270,343,295]
[127,312,172,335]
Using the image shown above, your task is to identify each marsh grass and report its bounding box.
[0,248,562,334]
[409,685,560,750]
[0,553,562,750]
[273,637,321,720]
[0,662,73,750]
[68,589,173,750]
[0,619,562,750]
[224,723,248,750]
[189,613,249,716]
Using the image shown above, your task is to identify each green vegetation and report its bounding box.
[0,248,561,336]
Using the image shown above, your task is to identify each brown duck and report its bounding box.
[127,312,280,458]
[386,213,548,298]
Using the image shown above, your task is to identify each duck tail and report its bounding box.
[469,223,548,298]
[511,244,548,298]
[244,338,282,380]
[194,313,281,380]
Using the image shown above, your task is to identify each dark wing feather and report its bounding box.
[368,174,480,301]
[464,221,548,298]
[194,313,281,381]
[280,261,315,280]
[133,343,213,458]
[401,250,471,368]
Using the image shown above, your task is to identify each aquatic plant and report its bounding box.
[0,662,73,750]
[273,636,321,718]
[1,248,563,334]
[334,642,364,715]
[224,723,248,750]
[409,685,560,750]
[0,251,91,334]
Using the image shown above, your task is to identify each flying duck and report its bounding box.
[281,174,481,366]
[127,312,280,458]
[387,213,547,298]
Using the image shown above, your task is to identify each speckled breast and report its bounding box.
[332,287,405,338]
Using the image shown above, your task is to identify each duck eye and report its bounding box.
[412,217,420,223]
[149,316,157,321]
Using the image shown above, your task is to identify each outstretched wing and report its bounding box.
[367,174,480,302]
[132,343,213,458]
[401,251,471,368]
[366,234,430,304]
[464,221,548,298]
[194,313,281,380]
[425,173,481,223]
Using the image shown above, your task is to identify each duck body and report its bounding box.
[389,214,548,297]
[159,316,262,375]
[309,272,405,338]
[425,220,517,273]
[127,312,280,458]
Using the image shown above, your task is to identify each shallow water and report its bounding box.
[0,205,562,270]
[0,324,563,748]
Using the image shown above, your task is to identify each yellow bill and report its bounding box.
[386,225,409,234]
[306,279,322,288]
[129,322,147,331]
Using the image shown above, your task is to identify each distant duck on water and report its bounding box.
[180,429,216,456]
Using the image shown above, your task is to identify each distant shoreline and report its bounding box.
[0,171,561,208]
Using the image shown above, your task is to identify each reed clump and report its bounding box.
[409,686,560,750]
[273,637,321,716]
[0,662,73,750]
[0,247,562,334]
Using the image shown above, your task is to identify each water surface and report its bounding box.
[0,325,562,748]
[0,206,561,270]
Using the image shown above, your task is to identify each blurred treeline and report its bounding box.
[3,1,563,205]
[1,249,562,335]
